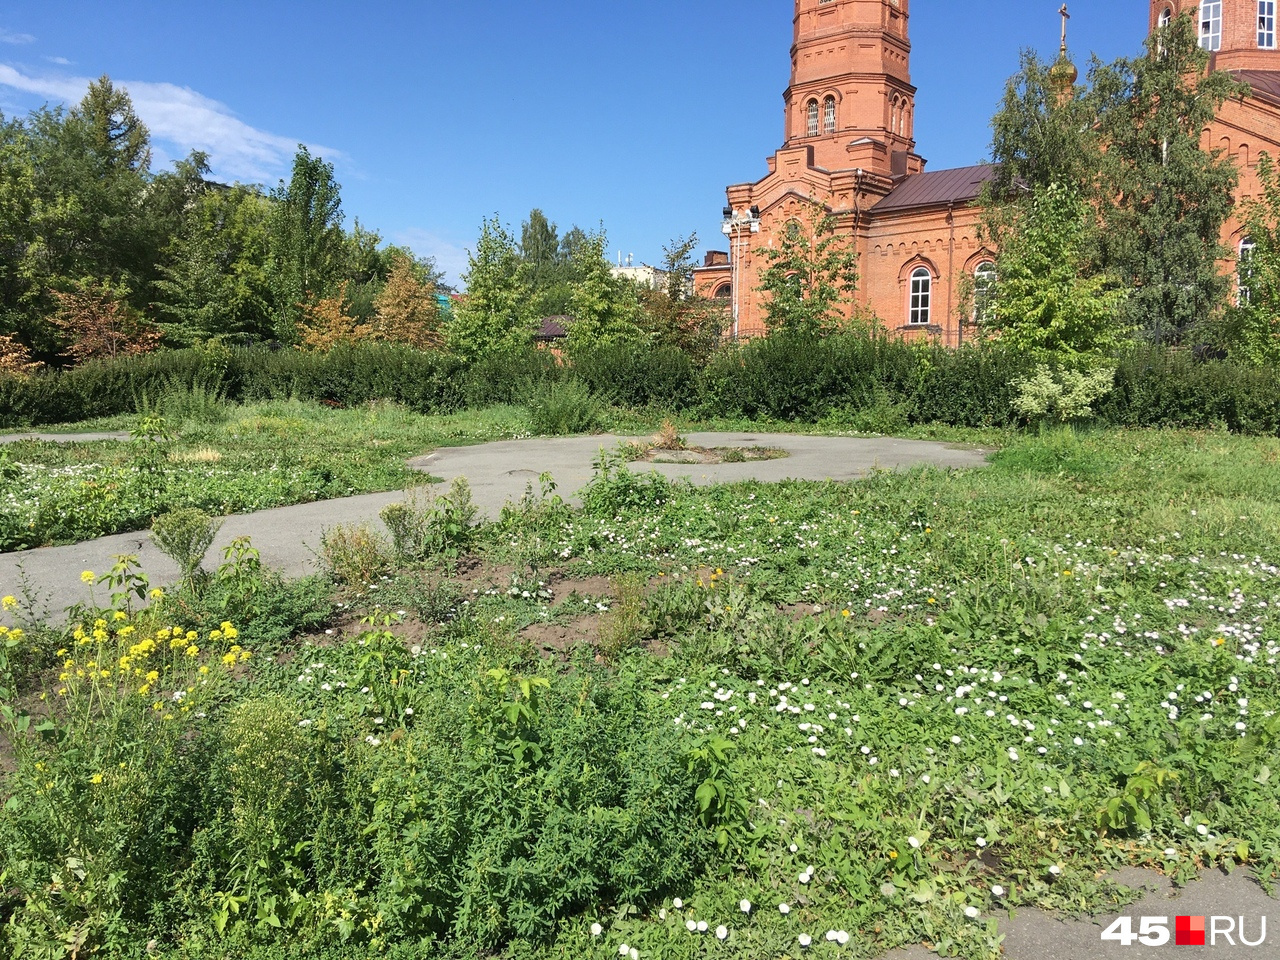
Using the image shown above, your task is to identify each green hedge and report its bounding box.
[2,335,1279,434]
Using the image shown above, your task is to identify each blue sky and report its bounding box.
[1,1,1147,287]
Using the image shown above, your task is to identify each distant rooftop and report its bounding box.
[872,164,997,214]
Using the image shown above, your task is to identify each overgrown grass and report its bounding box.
[3,427,1278,959]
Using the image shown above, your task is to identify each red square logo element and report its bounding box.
[1176,915,1206,946]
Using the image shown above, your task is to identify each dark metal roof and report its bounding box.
[535,316,570,340]
[871,163,997,214]
[1234,69,1280,107]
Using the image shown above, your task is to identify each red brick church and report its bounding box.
[695,0,1280,342]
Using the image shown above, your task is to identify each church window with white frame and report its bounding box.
[973,261,997,325]
[909,267,932,325]
[1239,237,1257,304]
[1200,1,1222,51]
[1261,1,1277,48]
[806,99,819,137]
[823,96,836,134]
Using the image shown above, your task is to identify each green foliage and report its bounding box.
[268,146,347,342]
[564,232,645,351]
[1227,152,1280,364]
[153,184,275,345]
[596,573,650,661]
[984,183,1129,360]
[1011,363,1116,425]
[379,478,478,563]
[525,378,603,435]
[571,340,696,409]
[448,216,535,361]
[756,204,860,335]
[987,13,1245,346]
[319,523,391,586]
[987,50,1100,195]
[151,507,222,586]
[1090,14,1246,342]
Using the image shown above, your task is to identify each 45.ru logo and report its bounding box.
[1101,915,1268,947]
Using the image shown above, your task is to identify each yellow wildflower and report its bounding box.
[139,683,151,695]
[185,645,199,658]
[90,773,104,785]
[1,595,16,610]
[209,629,223,641]
[842,609,851,618]
[81,570,95,584]
[112,611,127,621]
[149,588,164,600]
[198,665,210,675]
[221,653,237,666]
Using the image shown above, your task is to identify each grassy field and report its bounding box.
[1,425,1278,960]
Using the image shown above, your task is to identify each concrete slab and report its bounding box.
[0,433,990,623]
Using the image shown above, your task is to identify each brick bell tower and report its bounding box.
[784,0,925,179]
[699,0,933,338]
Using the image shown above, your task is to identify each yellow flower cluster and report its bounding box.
[2,594,17,611]
[0,624,24,642]
[58,617,249,701]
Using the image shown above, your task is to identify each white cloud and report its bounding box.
[394,228,470,288]
[0,64,343,183]
[45,56,72,66]
[0,30,35,45]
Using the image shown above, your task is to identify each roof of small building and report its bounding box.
[535,316,570,340]
[871,163,998,214]
[1234,69,1280,108]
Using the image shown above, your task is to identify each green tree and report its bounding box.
[152,183,274,344]
[756,204,859,335]
[564,231,644,352]
[1226,152,1280,364]
[1089,13,1246,343]
[988,50,1101,196]
[267,146,346,341]
[24,79,155,305]
[637,233,723,360]
[447,216,534,360]
[985,183,1129,360]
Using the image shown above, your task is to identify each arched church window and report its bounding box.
[973,261,997,325]
[1261,1,1277,48]
[823,96,836,134]
[909,267,932,325]
[785,219,803,241]
[1200,0,1222,51]
[1239,237,1257,304]
[714,284,731,300]
[806,100,819,137]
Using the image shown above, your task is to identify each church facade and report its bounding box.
[695,0,1280,341]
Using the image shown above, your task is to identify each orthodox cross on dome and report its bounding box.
[1059,4,1071,56]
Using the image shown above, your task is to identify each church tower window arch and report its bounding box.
[806,99,820,137]
[824,95,837,134]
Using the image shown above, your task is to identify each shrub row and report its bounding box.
[2,334,1278,434]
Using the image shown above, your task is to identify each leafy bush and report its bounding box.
[151,507,222,584]
[572,342,697,409]
[526,378,603,435]
[379,478,478,563]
